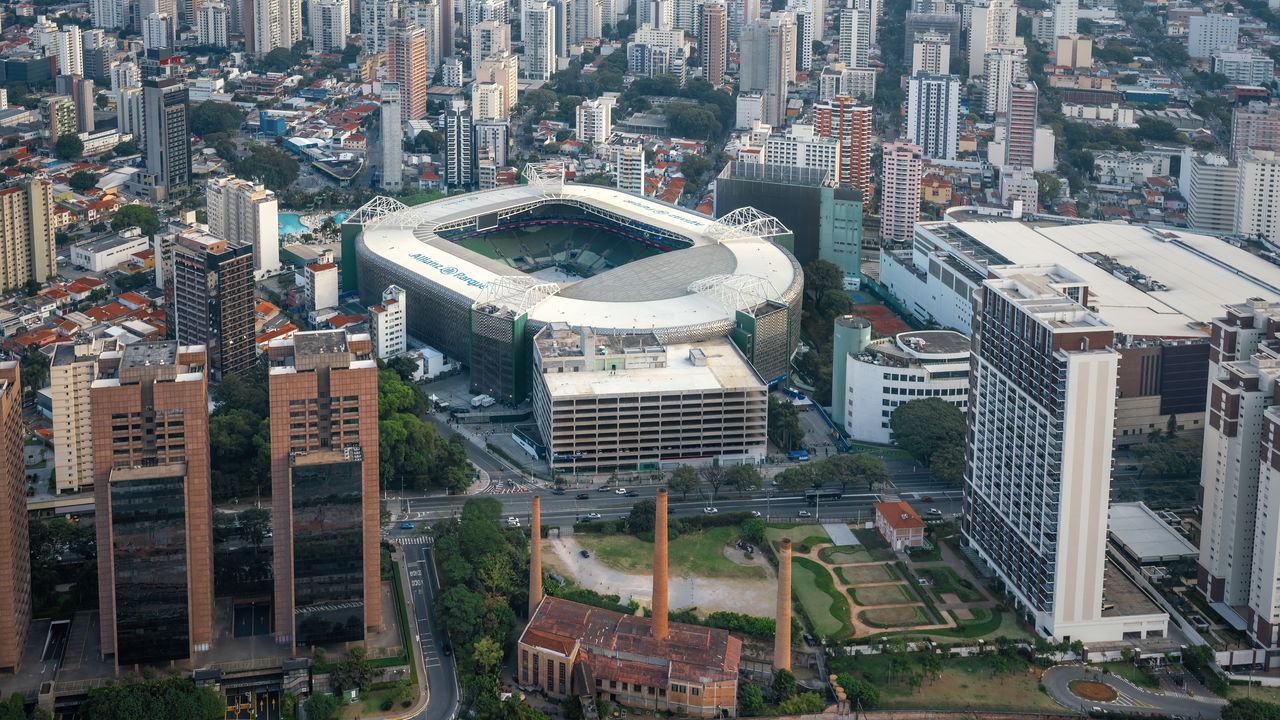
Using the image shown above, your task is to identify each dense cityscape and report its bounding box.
[0,0,1278,715]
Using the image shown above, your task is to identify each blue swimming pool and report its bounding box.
[278,213,307,235]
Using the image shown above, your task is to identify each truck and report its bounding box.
[789,449,810,462]
[471,394,492,408]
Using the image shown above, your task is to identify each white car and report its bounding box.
[797,509,812,517]
[750,510,762,517]
[927,508,942,516]
[703,507,719,514]
[507,516,521,527]
[585,512,602,520]
[614,487,628,495]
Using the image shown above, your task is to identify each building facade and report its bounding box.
[50,339,119,495]
[879,142,923,243]
[906,73,960,160]
[207,176,280,278]
[0,363,27,673]
[841,329,969,443]
[171,232,255,379]
[0,180,55,289]
[370,285,407,358]
[387,21,428,121]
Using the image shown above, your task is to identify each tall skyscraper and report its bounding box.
[111,61,139,95]
[906,72,959,160]
[788,2,816,72]
[968,0,1016,77]
[307,0,348,52]
[92,0,125,28]
[739,14,796,128]
[0,362,27,673]
[56,75,96,133]
[81,29,110,80]
[699,2,727,86]
[965,267,1119,641]
[1001,81,1038,170]
[143,11,175,47]
[387,21,428,120]
[726,0,758,40]
[268,331,380,653]
[472,82,506,121]
[1235,149,1280,244]
[380,84,404,191]
[522,1,556,80]
[982,44,1027,115]
[207,176,280,278]
[813,96,873,197]
[171,232,255,379]
[50,339,119,495]
[360,0,401,53]
[1232,102,1280,160]
[117,85,143,138]
[0,180,55,289]
[92,342,213,668]
[571,0,602,42]
[137,77,191,201]
[197,2,229,45]
[1188,13,1240,59]
[1051,0,1076,37]
[444,109,473,186]
[911,30,950,74]
[880,142,922,243]
[838,5,864,67]
[250,0,300,55]
[404,0,443,71]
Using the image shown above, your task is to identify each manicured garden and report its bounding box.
[820,546,872,564]
[792,556,852,637]
[850,584,912,606]
[918,566,986,603]
[859,605,931,627]
[837,564,896,585]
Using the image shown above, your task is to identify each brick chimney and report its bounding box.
[530,495,542,618]
[653,488,669,640]
[774,538,793,671]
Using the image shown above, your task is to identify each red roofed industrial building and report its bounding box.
[874,501,926,551]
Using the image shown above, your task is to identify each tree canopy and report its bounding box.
[54,133,84,160]
[377,368,473,492]
[1224,698,1280,720]
[889,398,966,484]
[80,677,223,720]
[111,204,161,236]
[234,145,299,191]
[69,170,98,192]
[190,101,247,137]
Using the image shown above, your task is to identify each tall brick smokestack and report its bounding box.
[530,495,542,618]
[653,488,669,640]
[774,538,793,671]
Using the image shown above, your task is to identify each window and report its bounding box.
[691,687,700,696]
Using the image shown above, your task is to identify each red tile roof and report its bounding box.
[876,501,925,531]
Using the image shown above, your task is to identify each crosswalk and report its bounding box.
[488,487,532,494]
[1112,693,1160,709]
[397,535,435,546]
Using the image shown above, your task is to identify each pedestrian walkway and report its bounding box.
[824,522,859,546]
[396,536,434,546]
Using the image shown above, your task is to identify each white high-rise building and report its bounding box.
[371,286,408,359]
[1051,0,1076,38]
[982,45,1027,115]
[575,96,615,144]
[522,1,555,80]
[117,85,143,138]
[726,0,758,40]
[444,109,474,186]
[906,72,960,159]
[475,53,519,113]
[838,6,867,67]
[473,120,509,165]
[143,12,175,49]
[1184,152,1239,235]
[788,2,816,72]
[471,20,511,60]
[1188,13,1240,59]
[50,338,120,495]
[91,0,125,29]
[968,0,1016,77]
[308,0,350,52]
[616,145,646,195]
[111,61,139,97]
[207,176,281,278]
[404,1,443,71]
[1235,148,1280,244]
[740,13,796,128]
[197,2,229,45]
[380,84,404,192]
[251,0,301,55]
[361,0,402,53]
[911,30,950,74]
[50,25,85,76]
[572,0,602,42]
[472,81,506,121]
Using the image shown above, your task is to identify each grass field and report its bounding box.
[837,564,895,585]
[576,527,768,580]
[918,566,986,603]
[837,654,1063,712]
[766,525,830,550]
[819,546,871,564]
[859,605,930,627]
[851,584,911,606]
[792,556,851,637]
[1098,662,1159,688]
[852,529,898,561]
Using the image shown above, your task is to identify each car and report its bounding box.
[580,550,590,559]
[625,490,640,497]
[703,507,719,514]
[750,510,762,517]
[507,516,521,527]
[797,510,812,517]
[803,633,818,646]
[442,643,453,656]
[576,493,590,500]
[615,487,628,495]
[400,522,414,529]
[927,508,942,516]
[585,512,602,519]
[597,485,613,492]
[552,488,566,495]
[921,495,934,502]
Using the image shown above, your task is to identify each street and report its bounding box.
[385,533,460,720]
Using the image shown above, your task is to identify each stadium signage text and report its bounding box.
[409,252,488,289]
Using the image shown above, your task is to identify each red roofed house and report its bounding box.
[874,501,926,551]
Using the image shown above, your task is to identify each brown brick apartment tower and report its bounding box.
[0,362,29,672]
[530,495,542,618]
[652,488,669,640]
[268,330,380,653]
[774,538,793,671]
[90,342,213,669]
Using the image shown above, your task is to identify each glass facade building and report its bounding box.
[291,449,366,646]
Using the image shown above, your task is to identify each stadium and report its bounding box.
[346,166,804,401]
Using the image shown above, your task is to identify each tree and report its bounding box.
[768,394,804,451]
[303,693,341,720]
[836,673,879,709]
[823,453,889,491]
[111,204,161,236]
[667,464,698,499]
[741,517,766,545]
[700,465,726,502]
[261,47,297,73]
[115,139,139,156]
[775,466,813,492]
[69,170,98,192]
[472,636,504,672]
[1223,699,1280,720]
[20,347,49,395]
[235,145,300,191]
[54,133,84,159]
[628,499,656,535]
[679,153,711,184]
[738,684,765,716]
[727,464,762,495]
[1135,434,1202,479]
[804,259,844,296]
[889,398,966,482]
[191,101,247,137]
[1034,172,1062,204]
[771,668,798,702]
[81,676,224,719]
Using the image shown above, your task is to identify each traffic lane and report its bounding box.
[1042,666,1224,719]
[416,546,459,720]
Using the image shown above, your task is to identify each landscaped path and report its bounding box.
[1043,665,1226,718]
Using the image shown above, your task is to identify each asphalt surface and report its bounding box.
[389,536,460,720]
[1043,666,1226,719]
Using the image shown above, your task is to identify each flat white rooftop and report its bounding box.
[540,337,765,397]
[1108,501,1198,563]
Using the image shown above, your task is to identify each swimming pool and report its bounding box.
[278,213,307,235]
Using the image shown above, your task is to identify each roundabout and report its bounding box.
[1043,665,1227,718]
[1070,679,1120,703]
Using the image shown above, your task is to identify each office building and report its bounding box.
[1055,34,1091,69]
[880,142,923,242]
[1185,152,1239,235]
[307,0,349,52]
[739,14,796,128]
[617,145,647,195]
[522,1,555,80]
[1212,50,1275,86]
[965,265,1167,642]
[1232,103,1280,160]
[906,73,960,160]
[1235,149,1280,244]
[1001,81,1038,170]
[51,339,119,495]
[444,109,473,186]
[0,362,26,673]
[138,77,191,201]
[91,342,213,667]
[471,20,511,60]
[0,180,55,289]
[968,0,1016,77]
[839,327,968,442]
[575,96,614,144]
[268,331,380,652]
[1189,13,1240,59]
[700,2,727,85]
[475,53,519,114]
[911,30,950,74]
[388,21,428,121]
[171,232,255,379]
[207,176,279,278]
[814,96,873,197]
[982,45,1027,115]
[370,285,407,359]
[380,84,404,192]
[532,326,768,473]
[81,29,109,80]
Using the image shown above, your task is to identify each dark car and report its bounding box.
[576,493,590,500]
[580,549,590,558]
[442,643,452,656]
[597,485,613,492]
[625,490,639,497]
[552,488,566,495]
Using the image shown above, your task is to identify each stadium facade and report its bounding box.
[345,169,805,405]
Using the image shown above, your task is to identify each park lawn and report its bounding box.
[1229,685,1280,703]
[850,584,911,606]
[766,525,830,550]
[339,687,417,719]
[1099,661,1159,688]
[820,546,872,564]
[844,654,1064,712]
[792,556,851,637]
[576,527,768,580]
[837,564,894,585]
[852,529,898,562]
[918,566,986,603]
[859,605,930,627]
